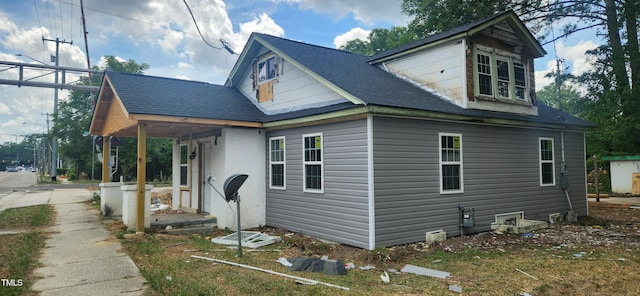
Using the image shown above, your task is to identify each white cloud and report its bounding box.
[178,62,193,69]
[235,13,285,48]
[333,27,370,48]
[274,0,409,25]
[158,30,185,54]
[0,102,11,115]
[557,40,599,76]
[535,40,599,90]
[96,56,127,69]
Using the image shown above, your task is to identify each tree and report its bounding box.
[53,56,172,181]
[394,0,640,156]
[401,0,517,37]
[340,27,416,56]
[536,82,583,115]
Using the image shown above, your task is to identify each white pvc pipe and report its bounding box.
[191,255,350,291]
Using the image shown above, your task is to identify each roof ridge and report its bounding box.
[105,70,217,86]
[369,10,517,62]
[253,32,367,57]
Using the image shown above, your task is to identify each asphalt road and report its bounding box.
[0,171,37,194]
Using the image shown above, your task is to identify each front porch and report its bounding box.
[89,72,266,233]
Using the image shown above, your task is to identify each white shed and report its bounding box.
[603,155,640,195]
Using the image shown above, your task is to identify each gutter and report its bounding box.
[262,104,593,131]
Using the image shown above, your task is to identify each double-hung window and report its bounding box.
[179,145,188,186]
[475,45,528,102]
[269,137,286,189]
[303,133,323,193]
[539,138,555,186]
[439,133,463,193]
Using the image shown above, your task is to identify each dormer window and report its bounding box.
[252,53,283,103]
[474,45,529,102]
[258,55,277,84]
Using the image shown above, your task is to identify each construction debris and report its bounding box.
[401,264,451,279]
[287,257,347,275]
[211,231,281,248]
[276,257,292,267]
[191,255,350,291]
[380,271,390,283]
[449,285,463,293]
[515,268,539,280]
[359,265,376,270]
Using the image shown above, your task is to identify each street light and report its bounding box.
[15,53,48,65]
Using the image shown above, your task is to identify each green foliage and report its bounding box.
[112,137,173,182]
[0,205,53,295]
[52,55,171,182]
[536,82,584,115]
[0,205,53,229]
[0,138,40,169]
[340,27,417,56]
[0,232,48,296]
[128,236,164,257]
[402,0,517,37]
[395,0,640,157]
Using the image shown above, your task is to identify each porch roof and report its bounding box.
[89,71,263,138]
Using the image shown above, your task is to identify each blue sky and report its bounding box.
[0,0,599,143]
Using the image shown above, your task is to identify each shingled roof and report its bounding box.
[105,71,264,122]
[94,12,592,130]
[253,33,592,128]
[368,10,546,62]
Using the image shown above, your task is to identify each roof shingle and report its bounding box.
[105,71,264,122]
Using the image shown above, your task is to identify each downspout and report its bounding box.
[557,59,576,222]
[189,133,193,209]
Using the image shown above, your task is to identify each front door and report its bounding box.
[199,142,212,214]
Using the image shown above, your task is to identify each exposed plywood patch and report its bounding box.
[102,95,137,135]
[258,80,274,103]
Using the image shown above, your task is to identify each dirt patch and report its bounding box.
[117,206,640,295]
[151,189,173,207]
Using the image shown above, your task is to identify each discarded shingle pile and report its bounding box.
[287,257,347,275]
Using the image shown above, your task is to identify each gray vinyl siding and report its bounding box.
[265,119,370,248]
[373,116,587,247]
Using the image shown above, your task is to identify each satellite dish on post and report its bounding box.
[222,174,248,257]
[223,174,248,202]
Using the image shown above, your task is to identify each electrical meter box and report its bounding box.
[459,205,475,227]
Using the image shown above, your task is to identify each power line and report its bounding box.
[182,0,224,50]
[33,0,43,34]
[57,0,199,38]
[55,0,235,55]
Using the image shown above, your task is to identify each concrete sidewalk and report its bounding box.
[0,190,52,211]
[19,188,149,296]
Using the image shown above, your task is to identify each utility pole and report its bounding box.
[41,112,51,176]
[43,37,73,181]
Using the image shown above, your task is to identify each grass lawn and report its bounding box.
[119,206,640,296]
[0,205,54,296]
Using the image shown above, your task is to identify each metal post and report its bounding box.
[593,155,600,202]
[236,196,242,258]
[41,113,51,176]
[91,136,95,187]
[43,37,72,181]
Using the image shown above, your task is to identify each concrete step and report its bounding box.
[150,213,216,234]
[161,225,216,235]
